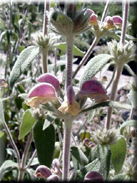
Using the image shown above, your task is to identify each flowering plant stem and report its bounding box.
[66,35,74,90]
[72,36,99,79]
[18,131,33,181]
[42,49,48,73]
[105,63,123,129]
[62,119,73,180]
[42,1,50,73]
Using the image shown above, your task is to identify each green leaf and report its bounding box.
[113,174,132,181]
[71,146,88,166]
[76,158,100,180]
[80,54,113,86]
[110,136,126,174]
[89,145,111,179]
[120,120,137,135]
[9,46,40,87]
[19,109,36,140]
[0,160,18,181]
[33,121,55,167]
[43,115,54,130]
[54,42,84,56]
[99,146,111,179]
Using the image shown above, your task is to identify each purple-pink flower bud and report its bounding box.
[84,171,103,181]
[37,73,60,91]
[28,83,56,98]
[112,15,122,27]
[80,79,109,103]
[67,85,75,105]
[47,174,59,181]
[89,14,98,25]
[87,9,95,15]
[34,165,52,179]
[104,16,114,29]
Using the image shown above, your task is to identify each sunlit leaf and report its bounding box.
[9,46,40,87]
[54,42,84,56]
[0,160,18,181]
[19,109,36,140]
[80,54,113,86]
[120,120,137,135]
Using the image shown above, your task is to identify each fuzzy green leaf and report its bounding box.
[9,46,40,87]
[55,42,84,56]
[80,54,113,86]
[110,136,126,174]
[120,120,137,135]
[19,109,36,140]
[33,121,55,167]
[76,158,100,180]
[71,146,88,166]
[89,145,111,179]
[0,160,18,181]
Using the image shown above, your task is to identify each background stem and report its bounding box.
[120,0,129,45]
[105,64,123,129]
[72,37,99,79]
[101,0,110,23]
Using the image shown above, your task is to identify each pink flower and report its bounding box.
[87,9,95,15]
[37,73,60,91]
[27,83,57,108]
[89,13,98,25]
[112,15,122,27]
[34,165,52,179]
[79,79,109,103]
[84,171,103,181]
[104,16,115,29]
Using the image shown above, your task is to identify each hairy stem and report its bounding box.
[18,132,33,181]
[72,37,99,79]
[120,0,129,45]
[62,119,73,180]
[42,1,50,73]
[105,64,123,129]
[66,35,74,90]
[1,117,20,166]
[25,150,37,169]
[42,49,48,73]
[43,1,50,35]
[101,0,110,23]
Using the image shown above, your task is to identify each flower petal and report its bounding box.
[28,83,56,98]
[79,79,109,103]
[112,15,122,27]
[58,101,81,116]
[89,14,98,25]
[34,165,52,179]
[37,73,60,91]
[27,96,56,108]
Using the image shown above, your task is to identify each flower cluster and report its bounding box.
[26,73,109,117]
